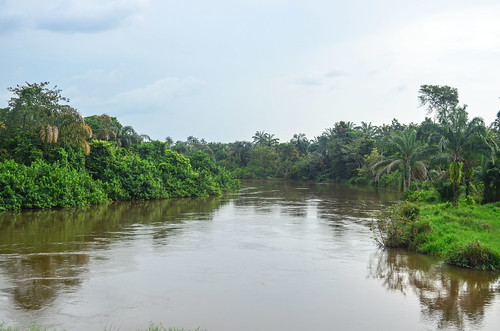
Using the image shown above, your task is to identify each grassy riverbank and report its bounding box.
[373,199,500,271]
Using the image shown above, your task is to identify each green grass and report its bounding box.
[419,201,500,254]
[373,200,500,271]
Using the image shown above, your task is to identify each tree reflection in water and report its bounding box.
[369,249,500,330]
[0,196,227,311]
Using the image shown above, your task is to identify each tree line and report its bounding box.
[167,85,500,206]
[0,82,239,210]
[1,82,499,210]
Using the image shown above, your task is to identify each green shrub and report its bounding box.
[460,195,476,206]
[0,159,108,210]
[399,201,420,220]
[373,201,430,249]
[402,189,437,203]
[446,241,500,271]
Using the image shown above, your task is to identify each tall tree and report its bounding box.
[3,82,93,157]
[5,82,68,134]
[418,85,460,124]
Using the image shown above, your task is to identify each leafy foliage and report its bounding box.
[0,83,238,211]
[446,241,500,271]
[0,159,107,210]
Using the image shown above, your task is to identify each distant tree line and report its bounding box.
[167,85,500,206]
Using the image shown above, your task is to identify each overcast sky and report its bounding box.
[1,0,499,142]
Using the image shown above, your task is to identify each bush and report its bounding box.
[0,159,108,210]
[460,195,476,206]
[402,188,437,203]
[373,201,430,249]
[446,241,500,271]
[399,201,420,220]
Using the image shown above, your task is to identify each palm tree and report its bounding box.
[356,121,379,138]
[290,133,309,154]
[140,134,152,142]
[116,125,143,147]
[187,136,200,146]
[438,107,496,205]
[39,125,59,144]
[252,131,279,147]
[252,131,266,145]
[313,135,331,167]
[333,121,355,139]
[372,129,428,191]
[266,133,280,147]
[322,127,336,140]
[57,106,92,155]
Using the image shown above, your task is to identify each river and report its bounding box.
[0,181,499,330]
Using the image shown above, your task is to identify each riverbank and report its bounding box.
[373,199,500,271]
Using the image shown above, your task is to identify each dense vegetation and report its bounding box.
[167,85,499,205]
[3,82,498,210]
[0,82,238,211]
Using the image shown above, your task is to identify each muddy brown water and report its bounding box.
[0,181,499,330]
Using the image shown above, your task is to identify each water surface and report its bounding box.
[0,181,498,330]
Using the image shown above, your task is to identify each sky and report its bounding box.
[1,0,499,143]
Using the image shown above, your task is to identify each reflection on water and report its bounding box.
[0,181,498,330]
[236,180,396,220]
[369,249,500,330]
[0,196,227,311]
